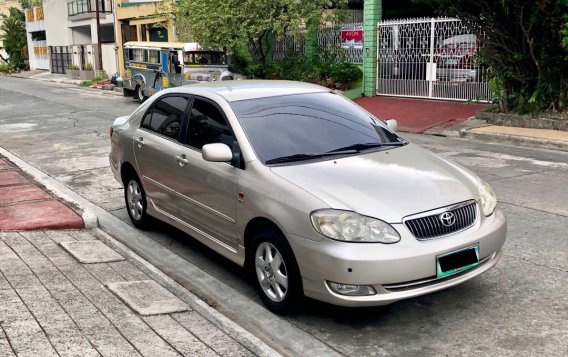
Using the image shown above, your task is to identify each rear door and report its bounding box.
[132,95,190,215]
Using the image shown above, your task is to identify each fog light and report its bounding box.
[327,281,376,296]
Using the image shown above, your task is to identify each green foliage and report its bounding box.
[272,46,361,89]
[273,52,311,81]
[0,7,27,71]
[329,61,362,86]
[414,0,568,113]
[67,64,79,70]
[228,52,250,74]
[171,0,347,67]
[83,63,93,71]
[244,63,266,79]
[19,0,42,9]
[79,76,105,87]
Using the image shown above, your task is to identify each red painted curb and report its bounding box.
[0,184,52,205]
[0,200,84,231]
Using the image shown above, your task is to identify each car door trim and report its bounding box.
[142,175,176,193]
[143,174,235,224]
[174,191,236,224]
[149,199,238,254]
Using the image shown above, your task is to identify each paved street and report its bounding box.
[1,76,567,356]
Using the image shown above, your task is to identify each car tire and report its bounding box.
[134,85,146,103]
[124,173,151,229]
[249,227,303,314]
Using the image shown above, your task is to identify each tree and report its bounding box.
[0,7,27,70]
[416,0,568,113]
[168,0,346,68]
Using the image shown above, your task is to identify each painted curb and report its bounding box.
[0,146,282,357]
[460,129,568,152]
[0,147,98,229]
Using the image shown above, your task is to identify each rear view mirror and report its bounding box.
[202,143,233,162]
[385,119,399,132]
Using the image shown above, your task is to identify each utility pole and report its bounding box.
[95,0,103,72]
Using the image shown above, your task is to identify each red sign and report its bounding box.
[341,27,363,49]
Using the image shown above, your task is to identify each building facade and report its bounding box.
[24,0,117,75]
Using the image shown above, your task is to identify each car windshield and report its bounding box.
[231,92,405,164]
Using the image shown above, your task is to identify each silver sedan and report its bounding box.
[109,80,506,313]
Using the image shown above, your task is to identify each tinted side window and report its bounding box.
[187,98,233,150]
[141,96,189,140]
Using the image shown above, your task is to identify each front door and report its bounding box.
[132,95,190,215]
[172,96,239,250]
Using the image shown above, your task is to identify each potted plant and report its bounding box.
[80,63,95,80]
[66,64,79,79]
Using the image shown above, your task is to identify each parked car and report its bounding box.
[109,81,506,313]
[434,34,480,81]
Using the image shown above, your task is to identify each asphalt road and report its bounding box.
[1,76,567,356]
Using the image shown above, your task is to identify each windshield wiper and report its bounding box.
[265,150,358,164]
[327,141,407,153]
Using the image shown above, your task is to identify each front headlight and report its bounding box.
[310,210,400,243]
[478,180,497,216]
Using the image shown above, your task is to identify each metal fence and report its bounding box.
[272,10,364,63]
[272,24,364,64]
[377,17,490,102]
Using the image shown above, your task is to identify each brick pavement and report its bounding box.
[0,229,257,357]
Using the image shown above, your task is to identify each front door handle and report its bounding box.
[135,137,144,147]
[176,154,189,166]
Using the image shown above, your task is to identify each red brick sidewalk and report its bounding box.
[0,156,84,230]
[355,96,487,133]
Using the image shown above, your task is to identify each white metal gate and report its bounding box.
[376,17,490,102]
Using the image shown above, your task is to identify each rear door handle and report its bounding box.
[176,154,189,166]
[135,137,144,147]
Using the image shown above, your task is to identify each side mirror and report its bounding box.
[202,143,233,162]
[385,119,399,132]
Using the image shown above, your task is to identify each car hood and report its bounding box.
[270,144,479,223]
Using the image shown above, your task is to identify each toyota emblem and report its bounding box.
[439,212,456,227]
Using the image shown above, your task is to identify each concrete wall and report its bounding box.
[44,0,73,46]
[101,43,117,75]
[72,26,92,44]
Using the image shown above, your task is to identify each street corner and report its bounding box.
[0,155,84,231]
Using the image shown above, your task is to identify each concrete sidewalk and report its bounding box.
[0,154,278,357]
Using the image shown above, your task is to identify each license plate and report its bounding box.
[436,245,479,278]
[444,58,459,65]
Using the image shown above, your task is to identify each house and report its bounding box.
[24,0,117,75]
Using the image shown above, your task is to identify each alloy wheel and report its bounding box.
[255,242,288,302]
[126,179,144,221]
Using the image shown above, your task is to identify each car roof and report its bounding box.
[174,80,331,102]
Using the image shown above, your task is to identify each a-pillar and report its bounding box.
[363,0,382,96]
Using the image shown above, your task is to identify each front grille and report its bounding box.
[404,201,477,240]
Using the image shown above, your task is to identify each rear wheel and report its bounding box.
[124,173,151,229]
[249,227,303,313]
[134,85,146,103]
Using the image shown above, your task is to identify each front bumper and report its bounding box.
[287,208,507,307]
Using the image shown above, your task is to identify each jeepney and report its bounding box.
[122,41,233,102]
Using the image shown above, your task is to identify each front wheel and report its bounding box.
[250,227,303,313]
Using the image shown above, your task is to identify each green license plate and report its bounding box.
[436,245,479,278]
